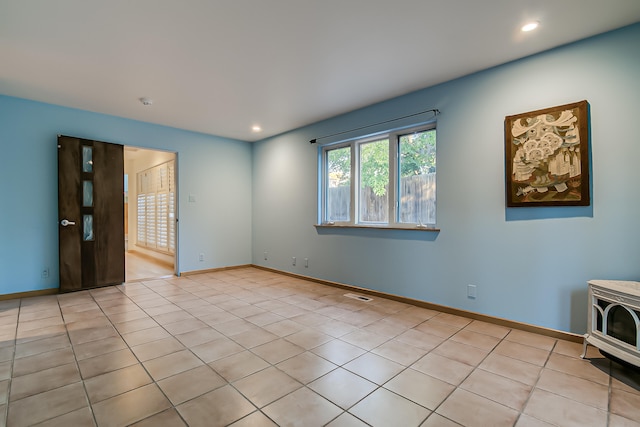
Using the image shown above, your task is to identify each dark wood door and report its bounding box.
[58,135,124,292]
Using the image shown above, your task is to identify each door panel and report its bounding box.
[58,136,124,292]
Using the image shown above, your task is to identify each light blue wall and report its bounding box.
[0,96,252,294]
[252,24,640,333]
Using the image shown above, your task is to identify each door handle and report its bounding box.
[60,219,76,227]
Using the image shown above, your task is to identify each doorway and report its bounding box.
[124,146,177,281]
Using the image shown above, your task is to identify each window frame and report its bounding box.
[318,123,437,230]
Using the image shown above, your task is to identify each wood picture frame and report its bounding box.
[505,100,590,207]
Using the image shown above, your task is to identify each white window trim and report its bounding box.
[318,124,438,231]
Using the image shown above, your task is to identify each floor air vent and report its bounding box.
[344,293,373,302]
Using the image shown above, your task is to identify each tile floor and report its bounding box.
[0,267,639,426]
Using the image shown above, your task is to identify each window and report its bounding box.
[137,160,176,254]
[320,125,436,228]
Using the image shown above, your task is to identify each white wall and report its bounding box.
[252,24,640,333]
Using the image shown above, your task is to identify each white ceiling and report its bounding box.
[1,1,639,142]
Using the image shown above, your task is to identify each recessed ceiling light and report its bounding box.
[521,21,539,32]
[252,125,262,132]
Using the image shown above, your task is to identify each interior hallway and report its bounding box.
[0,267,639,426]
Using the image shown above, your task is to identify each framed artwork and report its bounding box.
[505,100,590,207]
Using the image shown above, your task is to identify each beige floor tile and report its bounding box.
[384,368,455,410]
[308,368,377,409]
[437,388,518,427]
[262,319,306,337]
[505,329,556,351]
[68,325,118,346]
[233,366,302,408]
[350,387,431,427]
[463,320,510,339]
[12,347,75,378]
[363,319,408,339]
[130,336,185,362]
[84,364,152,403]
[228,410,278,427]
[478,353,542,386]
[162,318,208,335]
[152,309,196,325]
[430,313,472,329]
[460,368,532,410]
[416,320,460,339]
[371,339,428,366]
[611,362,640,394]
[214,319,257,336]
[143,349,204,380]
[190,337,245,363]
[311,339,366,366]
[14,334,70,359]
[0,361,10,381]
[276,351,336,384]
[515,415,557,426]
[611,387,640,422]
[232,328,279,349]
[158,365,227,405]
[313,319,359,338]
[412,353,474,386]
[92,383,171,427]
[6,382,88,427]
[73,336,128,360]
[209,350,270,382]
[251,338,305,364]
[325,412,369,427]
[450,329,501,351]
[77,348,138,379]
[283,329,333,350]
[432,340,489,367]
[396,329,445,352]
[523,389,607,427]
[122,326,171,347]
[340,329,390,351]
[176,385,255,427]
[608,413,640,427]
[174,327,223,347]
[0,268,635,427]
[33,406,96,427]
[0,346,13,364]
[130,409,187,427]
[10,362,81,402]
[536,368,608,409]
[113,317,159,334]
[263,387,342,426]
[493,340,550,366]
[343,352,404,385]
[545,352,611,386]
[420,413,463,427]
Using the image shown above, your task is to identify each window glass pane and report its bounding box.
[82,146,93,172]
[398,129,436,224]
[359,139,389,223]
[83,181,93,207]
[83,215,94,241]
[326,146,351,222]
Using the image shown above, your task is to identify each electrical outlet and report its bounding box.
[467,284,477,299]
[199,253,204,262]
[292,257,296,266]
[304,258,309,268]
[41,268,49,279]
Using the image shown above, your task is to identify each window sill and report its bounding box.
[314,223,440,232]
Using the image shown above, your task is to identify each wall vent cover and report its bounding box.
[344,293,373,302]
